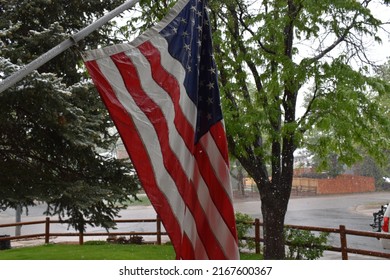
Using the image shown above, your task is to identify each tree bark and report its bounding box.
[261,201,286,259]
[258,180,291,259]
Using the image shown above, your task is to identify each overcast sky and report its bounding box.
[367,1,390,64]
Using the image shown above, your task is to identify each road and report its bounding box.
[234,191,390,229]
[234,191,390,258]
[1,191,390,258]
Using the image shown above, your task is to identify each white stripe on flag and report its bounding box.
[83,0,239,260]
[199,133,232,200]
[96,55,210,259]
[130,41,238,258]
[149,36,197,129]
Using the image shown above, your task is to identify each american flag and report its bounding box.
[83,0,239,260]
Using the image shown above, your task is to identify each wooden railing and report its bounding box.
[250,219,390,260]
[0,216,167,246]
[1,217,390,260]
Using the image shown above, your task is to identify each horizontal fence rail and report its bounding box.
[250,220,390,260]
[1,217,390,259]
[0,217,167,246]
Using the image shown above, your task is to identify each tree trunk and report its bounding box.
[259,183,290,259]
[262,205,286,259]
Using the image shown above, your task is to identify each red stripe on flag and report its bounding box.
[180,233,195,260]
[209,122,230,165]
[137,41,196,151]
[111,52,228,259]
[136,41,235,229]
[83,0,239,260]
[194,140,237,238]
[137,41,237,252]
[84,60,184,256]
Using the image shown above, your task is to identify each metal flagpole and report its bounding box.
[0,0,140,93]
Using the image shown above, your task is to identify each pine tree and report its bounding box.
[0,0,139,232]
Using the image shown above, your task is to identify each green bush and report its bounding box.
[285,228,329,260]
[235,212,255,252]
[106,234,144,245]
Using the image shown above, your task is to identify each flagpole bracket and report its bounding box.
[69,35,84,58]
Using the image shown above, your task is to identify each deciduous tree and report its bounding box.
[209,0,390,259]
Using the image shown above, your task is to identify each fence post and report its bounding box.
[339,225,348,260]
[45,217,50,244]
[255,218,261,254]
[156,215,161,245]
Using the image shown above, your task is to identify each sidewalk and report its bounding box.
[320,251,385,260]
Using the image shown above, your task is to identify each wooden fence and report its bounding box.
[0,217,167,246]
[1,217,390,260]
[291,224,390,260]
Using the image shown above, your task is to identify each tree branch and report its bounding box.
[305,12,359,64]
[223,4,264,94]
[297,83,321,134]
[234,0,276,55]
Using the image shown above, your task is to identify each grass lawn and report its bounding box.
[0,243,262,260]
[0,243,175,260]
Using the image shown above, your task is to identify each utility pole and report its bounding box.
[0,0,140,93]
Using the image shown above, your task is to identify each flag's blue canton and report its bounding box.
[159,0,223,143]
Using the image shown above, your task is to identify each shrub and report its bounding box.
[235,212,255,252]
[285,228,329,260]
[106,234,144,245]
[129,235,144,244]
